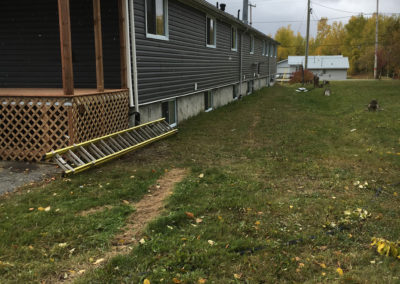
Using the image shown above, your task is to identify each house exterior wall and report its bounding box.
[133,0,277,105]
[310,69,348,81]
[0,0,121,89]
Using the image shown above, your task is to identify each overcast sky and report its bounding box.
[206,0,400,38]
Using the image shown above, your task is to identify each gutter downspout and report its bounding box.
[124,0,133,108]
[127,0,140,125]
[239,31,243,96]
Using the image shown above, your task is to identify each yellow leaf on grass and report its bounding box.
[172,278,181,283]
[319,263,327,269]
[198,278,206,283]
[255,221,261,226]
[336,267,344,276]
[38,207,45,211]
[196,218,203,223]
[94,258,105,265]
[233,273,242,279]
[199,173,204,178]
[143,279,151,284]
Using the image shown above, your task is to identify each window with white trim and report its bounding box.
[262,40,266,56]
[204,90,213,111]
[269,43,273,57]
[206,16,216,48]
[146,0,168,40]
[274,44,278,57]
[266,42,269,57]
[162,99,177,126]
[233,84,239,99]
[231,26,237,51]
[250,35,254,54]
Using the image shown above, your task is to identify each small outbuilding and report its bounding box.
[277,55,350,81]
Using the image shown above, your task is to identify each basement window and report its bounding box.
[206,16,217,48]
[250,35,254,54]
[247,81,253,95]
[146,0,169,40]
[233,84,239,99]
[231,26,238,51]
[161,99,177,127]
[204,90,213,111]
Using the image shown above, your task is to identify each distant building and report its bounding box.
[277,55,350,81]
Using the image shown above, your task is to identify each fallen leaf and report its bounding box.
[185,212,195,219]
[29,208,34,211]
[198,278,206,284]
[208,240,215,246]
[289,205,294,209]
[172,278,181,283]
[38,207,45,211]
[123,200,130,205]
[28,245,34,250]
[44,206,51,212]
[139,238,146,244]
[233,273,242,279]
[130,175,135,179]
[144,279,151,284]
[199,173,204,178]
[336,267,344,276]
[78,270,86,275]
[319,263,327,269]
[58,243,67,248]
[255,221,261,225]
[196,218,203,223]
[94,258,105,265]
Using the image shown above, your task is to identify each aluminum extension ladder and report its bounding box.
[44,118,177,175]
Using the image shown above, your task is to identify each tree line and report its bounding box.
[274,14,400,78]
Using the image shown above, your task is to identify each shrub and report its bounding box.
[289,69,314,84]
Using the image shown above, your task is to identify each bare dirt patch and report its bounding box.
[54,168,188,283]
[77,205,114,217]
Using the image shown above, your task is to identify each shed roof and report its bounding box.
[177,0,279,44]
[288,56,349,69]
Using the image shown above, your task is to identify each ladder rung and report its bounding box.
[116,134,132,148]
[124,132,140,144]
[89,143,106,159]
[99,140,115,155]
[67,150,85,166]
[144,125,159,137]
[109,137,124,151]
[77,146,96,163]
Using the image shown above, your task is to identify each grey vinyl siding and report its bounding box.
[0,0,121,89]
[135,0,241,104]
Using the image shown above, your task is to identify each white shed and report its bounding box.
[287,55,349,81]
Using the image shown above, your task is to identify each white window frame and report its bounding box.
[250,35,254,54]
[162,99,177,127]
[274,44,278,58]
[233,84,239,100]
[145,0,169,41]
[204,90,213,112]
[206,15,217,48]
[266,42,269,57]
[231,26,238,52]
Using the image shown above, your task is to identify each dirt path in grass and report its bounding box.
[53,168,188,283]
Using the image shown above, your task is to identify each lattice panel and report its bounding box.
[0,97,71,161]
[72,91,129,143]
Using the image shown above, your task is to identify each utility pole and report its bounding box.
[303,0,311,84]
[374,0,379,79]
[249,2,256,25]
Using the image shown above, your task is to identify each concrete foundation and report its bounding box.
[177,92,204,123]
[213,85,234,108]
[138,79,271,125]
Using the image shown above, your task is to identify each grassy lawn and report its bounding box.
[1,80,400,283]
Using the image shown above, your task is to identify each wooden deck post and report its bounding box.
[118,0,128,89]
[93,0,105,92]
[58,0,74,95]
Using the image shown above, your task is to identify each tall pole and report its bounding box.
[374,0,379,79]
[305,0,311,72]
[249,3,256,26]
[303,0,311,85]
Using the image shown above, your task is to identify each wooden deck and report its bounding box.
[0,88,125,97]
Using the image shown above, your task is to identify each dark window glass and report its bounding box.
[207,17,215,46]
[147,0,166,36]
[231,27,237,49]
[204,91,212,110]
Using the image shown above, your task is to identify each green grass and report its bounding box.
[1,80,400,283]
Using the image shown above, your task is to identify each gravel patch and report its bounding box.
[0,161,61,194]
